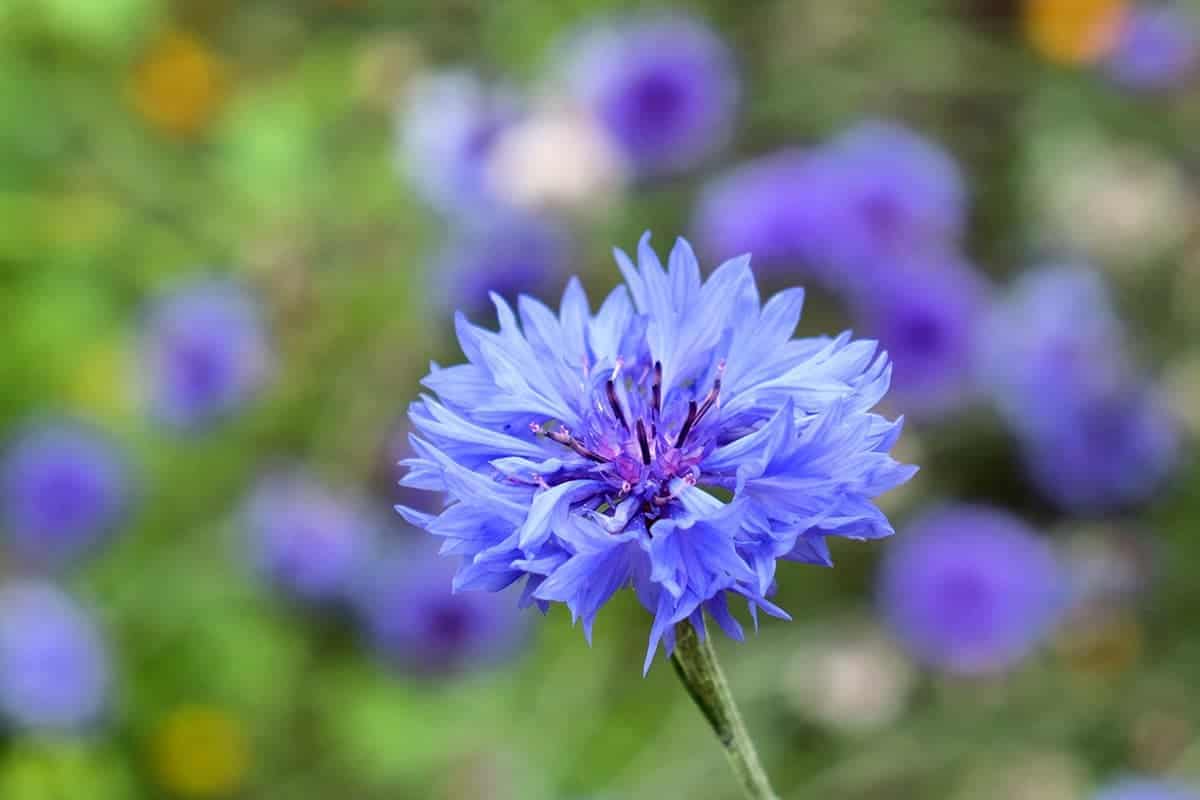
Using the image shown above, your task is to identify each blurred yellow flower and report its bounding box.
[130,32,228,137]
[1023,0,1127,64]
[152,706,250,798]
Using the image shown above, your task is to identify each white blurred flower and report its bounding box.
[780,625,915,734]
[1056,522,1158,618]
[485,103,628,215]
[1030,135,1197,268]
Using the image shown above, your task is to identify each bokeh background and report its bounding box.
[3,0,1200,798]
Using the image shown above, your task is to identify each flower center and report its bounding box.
[531,358,725,515]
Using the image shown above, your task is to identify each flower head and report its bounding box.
[1103,5,1198,92]
[244,470,374,605]
[356,545,526,676]
[981,265,1179,511]
[694,122,966,293]
[1023,384,1179,512]
[400,234,915,671]
[562,15,738,176]
[693,149,836,281]
[850,255,989,417]
[878,505,1064,675]
[484,104,629,215]
[1,419,130,568]
[815,121,967,289]
[433,214,570,315]
[1094,778,1200,800]
[0,580,110,731]
[397,70,521,216]
[141,278,271,430]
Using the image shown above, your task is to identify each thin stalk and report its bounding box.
[670,621,780,800]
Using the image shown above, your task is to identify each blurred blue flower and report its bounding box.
[399,233,915,672]
[981,266,1125,431]
[850,256,989,417]
[1094,778,1200,800]
[356,546,526,676]
[815,121,967,290]
[878,505,1064,675]
[141,278,271,431]
[693,149,839,282]
[1103,5,1198,92]
[397,70,520,216]
[1,420,129,568]
[982,266,1179,511]
[433,215,570,315]
[563,14,738,176]
[244,471,374,606]
[1024,385,1180,513]
[693,121,965,293]
[0,580,110,731]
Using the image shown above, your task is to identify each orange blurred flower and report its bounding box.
[151,706,250,798]
[1023,0,1127,65]
[130,32,228,137]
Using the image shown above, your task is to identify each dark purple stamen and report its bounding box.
[674,400,698,448]
[606,380,629,431]
[651,361,662,417]
[695,375,722,425]
[636,420,652,465]
[545,427,607,463]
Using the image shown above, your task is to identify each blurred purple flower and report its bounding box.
[981,266,1126,431]
[398,70,520,216]
[142,278,271,430]
[815,121,967,289]
[1094,778,1200,800]
[693,149,839,282]
[981,266,1179,511]
[0,581,110,731]
[356,546,526,676]
[433,215,570,315]
[1,420,129,568]
[244,471,374,606]
[563,14,738,175]
[1104,5,1198,92]
[693,121,965,293]
[878,505,1064,675]
[1024,385,1180,512]
[850,256,990,417]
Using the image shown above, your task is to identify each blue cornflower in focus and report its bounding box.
[850,255,989,417]
[356,545,525,676]
[1,420,130,568]
[397,70,520,216]
[141,278,272,431]
[433,214,570,315]
[244,471,374,606]
[0,580,110,731]
[816,120,967,290]
[1103,5,1198,92]
[1094,778,1200,800]
[982,266,1179,512]
[562,14,738,176]
[878,505,1064,675]
[399,233,915,672]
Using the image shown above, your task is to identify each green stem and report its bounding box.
[670,621,780,800]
